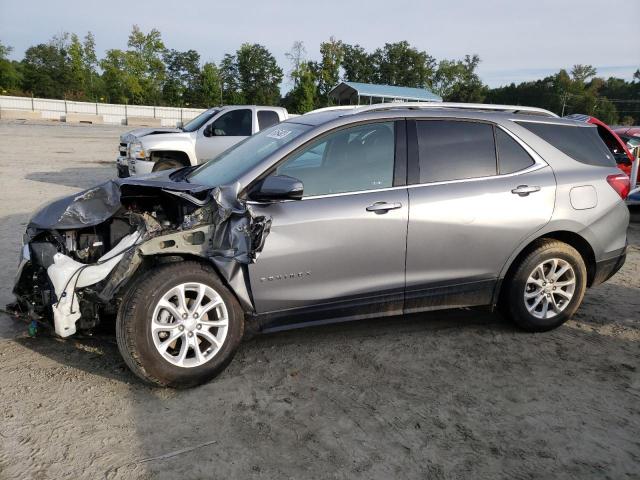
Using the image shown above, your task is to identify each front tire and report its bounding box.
[116,261,244,388]
[504,240,587,332]
[152,158,185,172]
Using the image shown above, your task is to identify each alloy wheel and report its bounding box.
[150,282,229,368]
[524,258,576,320]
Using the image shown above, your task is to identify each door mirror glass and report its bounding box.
[249,174,304,202]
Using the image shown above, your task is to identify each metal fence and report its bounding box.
[0,95,206,127]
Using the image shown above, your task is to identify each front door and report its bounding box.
[248,120,408,330]
[404,119,556,312]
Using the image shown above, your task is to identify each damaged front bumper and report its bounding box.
[11,171,271,338]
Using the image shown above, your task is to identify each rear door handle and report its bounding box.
[511,185,541,196]
[366,201,402,213]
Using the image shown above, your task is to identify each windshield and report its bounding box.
[182,109,219,132]
[188,123,311,186]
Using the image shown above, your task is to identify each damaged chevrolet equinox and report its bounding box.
[10,103,630,388]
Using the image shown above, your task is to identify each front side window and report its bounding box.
[276,122,395,197]
[416,120,497,183]
[182,109,219,132]
[188,122,311,187]
[211,109,252,136]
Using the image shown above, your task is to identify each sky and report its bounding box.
[1,0,639,89]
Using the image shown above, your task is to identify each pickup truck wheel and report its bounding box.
[153,158,185,172]
[116,261,244,388]
[503,240,586,332]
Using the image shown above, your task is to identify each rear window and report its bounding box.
[416,120,497,183]
[517,122,615,167]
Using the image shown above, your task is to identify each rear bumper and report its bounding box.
[591,246,627,287]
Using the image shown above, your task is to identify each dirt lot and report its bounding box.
[0,120,638,480]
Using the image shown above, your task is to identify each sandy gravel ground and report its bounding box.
[0,120,638,480]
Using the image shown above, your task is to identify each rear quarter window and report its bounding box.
[516,122,616,167]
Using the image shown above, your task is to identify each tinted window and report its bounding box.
[517,122,615,167]
[416,120,497,183]
[257,110,280,130]
[211,109,252,136]
[276,122,395,197]
[496,129,535,174]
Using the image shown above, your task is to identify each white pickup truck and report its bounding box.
[116,105,289,177]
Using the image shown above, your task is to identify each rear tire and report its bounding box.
[503,240,587,332]
[116,261,244,388]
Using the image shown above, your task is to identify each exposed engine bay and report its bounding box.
[10,170,271,337]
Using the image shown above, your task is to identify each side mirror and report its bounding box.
[249,175,303,202]
[203,124,213,137]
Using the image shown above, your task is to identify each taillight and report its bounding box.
[606,173,630,199]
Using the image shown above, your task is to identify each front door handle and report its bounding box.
[366,201,402,213]
[511,185,541,196]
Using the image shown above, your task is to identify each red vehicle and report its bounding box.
[614,126,640,139]
[565,114,637,181]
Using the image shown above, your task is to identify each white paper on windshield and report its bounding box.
[267,128,292,140]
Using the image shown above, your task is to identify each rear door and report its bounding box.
[247,120,408,329]
[404,119,556,312]
[195,108,252,161]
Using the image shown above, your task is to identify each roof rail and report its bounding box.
[303,105,358,115]
[349,102,558,117]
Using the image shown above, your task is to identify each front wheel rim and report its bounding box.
[150,282,229,368]
[524,258,576,320]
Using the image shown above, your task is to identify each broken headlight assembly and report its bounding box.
[129,141,147,160]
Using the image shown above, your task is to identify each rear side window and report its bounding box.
[257,110,280,130]
[496,129,535,174]
[517,122,615,167]
[416,120,497,183]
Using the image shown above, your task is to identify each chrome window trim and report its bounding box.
[245,120,550,204]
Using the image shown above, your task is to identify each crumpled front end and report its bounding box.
[10,173,271,337]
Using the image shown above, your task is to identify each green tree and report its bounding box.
[100,49,134,104]
[372,41,435,88]
[162,49,201,105]
[126,25,166,104]
[316,37,344,104]
[341,44,375,83]
[0,41,21,93]
[219,53,244,104]
[235,43,282,105]
[570,64,597,85]
[285,41,306,87]
[21,42,70,98]
[433,54,486,102]
[194,62,222,107]
[283,61,317,113]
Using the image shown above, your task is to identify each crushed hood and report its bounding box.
[28,169,210,231]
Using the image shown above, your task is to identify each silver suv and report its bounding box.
[11,103,630,388]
